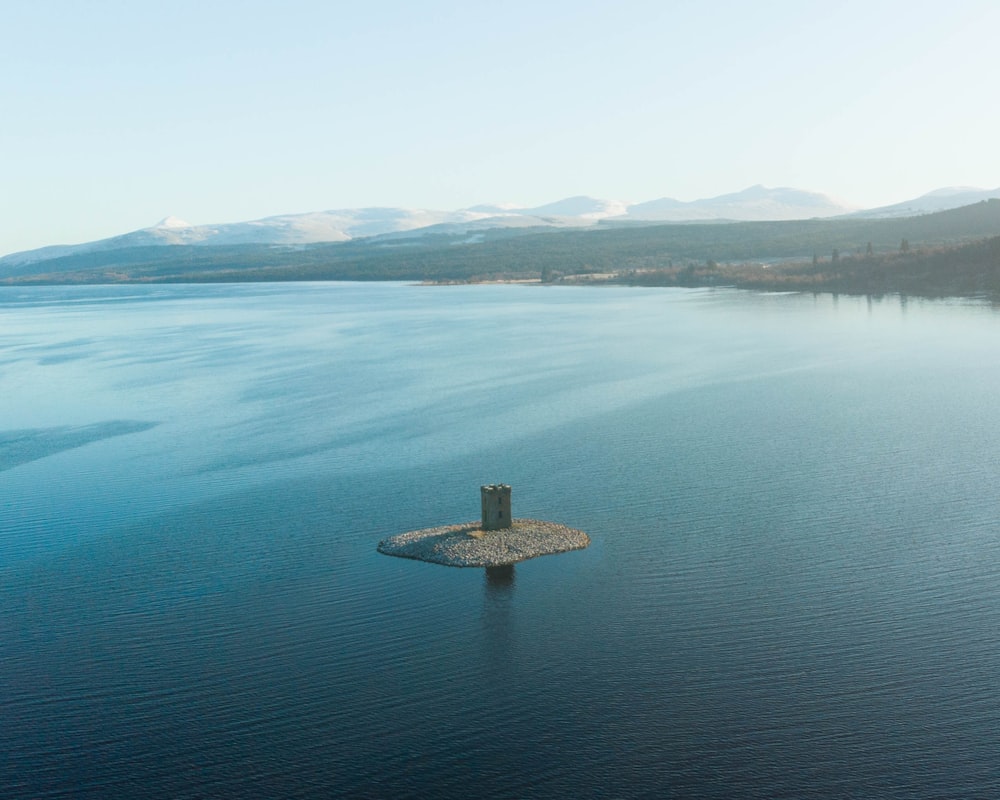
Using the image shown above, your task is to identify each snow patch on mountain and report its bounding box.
[155,216,192,229]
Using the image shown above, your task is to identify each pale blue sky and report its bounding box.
[2,0,998,255]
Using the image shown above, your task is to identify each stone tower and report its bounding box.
[481,484,512,531]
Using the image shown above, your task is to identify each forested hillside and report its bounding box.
[4,200,1000,298]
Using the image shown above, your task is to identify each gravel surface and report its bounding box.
[377,518,590,567]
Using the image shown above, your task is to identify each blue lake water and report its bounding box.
[2,282,1000,798]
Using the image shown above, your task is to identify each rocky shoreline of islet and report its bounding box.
[377,519,590,567]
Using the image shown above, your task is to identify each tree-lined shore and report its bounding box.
[578,234,1000,297]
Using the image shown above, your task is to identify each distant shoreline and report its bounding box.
[6,200,1000,299]
[419,278,542,286]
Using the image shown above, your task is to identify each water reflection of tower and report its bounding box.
[486,564,515,590]
[482,563,515,673]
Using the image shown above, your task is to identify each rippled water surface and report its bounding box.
[3,282,1000,798]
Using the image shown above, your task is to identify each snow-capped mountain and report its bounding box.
[521,196,630,219]
[848,187,1000,219]
[465,197,629,219]
[619,185,853,222]
[0,208,506,267]
[141,208,496,245]
[3,184,996,268]
[469,188,845,223]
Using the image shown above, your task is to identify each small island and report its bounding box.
[377,484,590,568]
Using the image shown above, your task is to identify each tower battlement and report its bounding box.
[480,484,512,530]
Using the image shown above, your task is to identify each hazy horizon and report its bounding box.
[3,1,998,256]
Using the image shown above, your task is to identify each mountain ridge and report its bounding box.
[4,184,999,267]
[5,199,1000,289]
[845,186,1000,219]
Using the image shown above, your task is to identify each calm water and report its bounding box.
[2,282,1000,798]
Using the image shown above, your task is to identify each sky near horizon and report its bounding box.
[2,0,999,256]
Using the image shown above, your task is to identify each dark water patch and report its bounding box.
[36,352,87,365]
[0,420,159,472]
[6,336,99,365]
